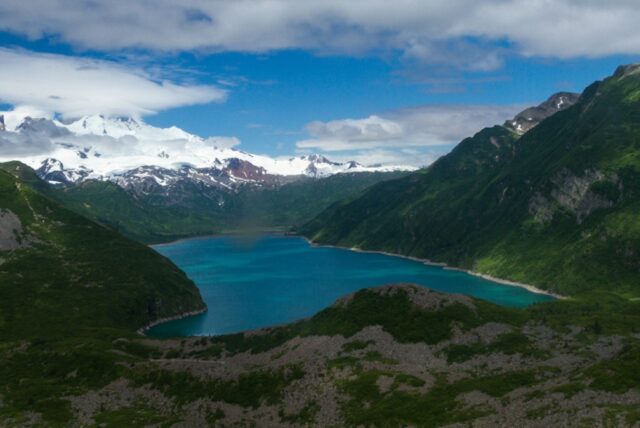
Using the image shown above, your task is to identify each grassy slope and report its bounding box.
[0,164,204,340]
[301,68,640,296]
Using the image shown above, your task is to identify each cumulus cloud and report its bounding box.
[1,1,640,63]
[0,48,226,119]
[296,104,523,167]
[302,116,404,151]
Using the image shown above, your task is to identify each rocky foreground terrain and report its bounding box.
[30,285,639,427]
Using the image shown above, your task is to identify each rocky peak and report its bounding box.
[304,154,336,165]
[38,158,65,174]
[504,92,579,135]
[333,284,475,312]
[305,163,319,177]
[0,114,5,131]
[36,158,89,185]
[15,116,33,131]
[16,117,70,138]
[613,63,640,79]
[223,158,270,181]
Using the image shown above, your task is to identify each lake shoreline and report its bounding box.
[145,232,562,336]
[301,237,565,300]
[152,231,564,300]
[137,307,208,336]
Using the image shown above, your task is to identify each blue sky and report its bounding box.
[147,51,635,154]
[0,1,639,166]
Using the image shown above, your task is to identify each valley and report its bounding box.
[1,64,640,427]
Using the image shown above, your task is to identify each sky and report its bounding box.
[0,0,639,167]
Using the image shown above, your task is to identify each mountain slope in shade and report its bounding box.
[0,162,204,339]
[301,65,640,296]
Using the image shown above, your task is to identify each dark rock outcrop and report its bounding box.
[504,92,579,134]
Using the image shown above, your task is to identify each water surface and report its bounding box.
[148,234,554,337]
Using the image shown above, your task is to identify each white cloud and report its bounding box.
[0,106,53,131]
[325,149,440,169]
[0,130,55,157]
[0,48,226,119]
[204,136,241,150]
[2,1,640,63]
[301,116,403,151]
[296,104,523,166]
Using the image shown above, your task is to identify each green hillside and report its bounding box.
[0,163,204,340]
[301,65,640,296]
[52,179,229,243]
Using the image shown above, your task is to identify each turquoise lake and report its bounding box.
[147,234,554,337]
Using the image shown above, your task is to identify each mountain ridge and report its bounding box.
[0,163,205,339]
[0,114,415,190]
[300,65,640,296]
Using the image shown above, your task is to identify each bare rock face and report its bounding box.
[613,63,640,79]
[223,158,274,182]
[0,209,28,251]
[528,168,619,224]
[504,92,580,135]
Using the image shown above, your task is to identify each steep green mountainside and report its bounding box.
[49,171,406,243]
[0,163,204,340]
[301,65,640,296]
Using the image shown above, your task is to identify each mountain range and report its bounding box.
[0,92,580,244]
[1,114,413,189]
[0,114,416,242]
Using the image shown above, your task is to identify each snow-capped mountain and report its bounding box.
[0,114,415,191]
[503,92,580,135]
